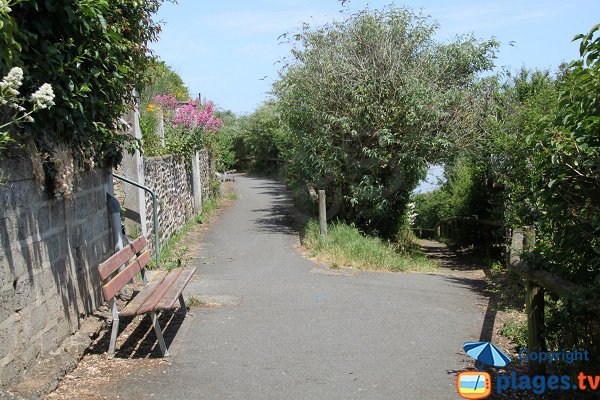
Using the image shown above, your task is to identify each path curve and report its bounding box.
[112,175,486,399]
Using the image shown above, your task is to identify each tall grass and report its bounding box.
[303,221,436,272]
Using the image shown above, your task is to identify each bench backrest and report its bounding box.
[98,236,150,302]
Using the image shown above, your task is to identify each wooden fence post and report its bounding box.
[319,190,327,236]
[522,227,546,375]
[526,280,546,375]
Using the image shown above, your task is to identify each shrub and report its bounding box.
[0,0,164,171]
[275,6,498,236]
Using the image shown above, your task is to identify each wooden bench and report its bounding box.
[98,236,196,356]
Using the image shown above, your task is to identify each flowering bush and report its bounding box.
[143,93,222,160]
[172,100,221,131]
[0,67,55,153]
[153,93,179,113]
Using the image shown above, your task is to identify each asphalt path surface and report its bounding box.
[112,175,486,399]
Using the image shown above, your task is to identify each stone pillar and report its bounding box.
[192,151,202,213]
[120,90,147,237]
[157,112,165,146]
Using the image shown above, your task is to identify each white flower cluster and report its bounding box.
[31,83,55,110]
[0,66,23,96]
[0,0,11,14]
[0,66,55,132]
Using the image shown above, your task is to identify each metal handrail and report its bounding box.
[112,173,160,264]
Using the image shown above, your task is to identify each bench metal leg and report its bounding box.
[150,311,170,356]
[178,294,187,317]
[108,299,119,356]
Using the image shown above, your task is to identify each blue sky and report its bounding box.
[152,0,599,115]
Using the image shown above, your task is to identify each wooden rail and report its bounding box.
[416,219,596,374]
[240,156,288,163]
[412,216,502,243]
[508,228,599,374]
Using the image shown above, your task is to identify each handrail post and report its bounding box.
[112,173,160,265]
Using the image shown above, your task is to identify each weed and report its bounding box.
[187,295,206,307]
[500,318,528,349]
[196,197,220,224]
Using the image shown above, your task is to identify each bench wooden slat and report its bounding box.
[130,236,147,254]
[119,270,168,317]
[98,236,147,280]
[136,269,182,314]
[101,250,150,301]
[155,267,197,310]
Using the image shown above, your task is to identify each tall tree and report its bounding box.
[275,6,497,235]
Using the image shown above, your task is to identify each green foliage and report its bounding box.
[303,220,436,272]
[210,109,239,171]
[163,123,205,161]
[1,0,165,167]
[194,196,219,224]
[524,25,600,285]
[500,318,528,350]
[138,62,190,157]
[275,6,498,236]
[412,189,452,230]
[140,61,189,106]
[236,101,291,172]
[186,295,206,307]
[413,156,502,232]
[434,26,600,357]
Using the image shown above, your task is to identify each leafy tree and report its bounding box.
[213,109,242,171]
[238,101,291,172]
[140,61,189,107]
[274,6,497,235]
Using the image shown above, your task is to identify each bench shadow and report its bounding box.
[87,305,187,359]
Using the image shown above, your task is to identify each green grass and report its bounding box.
[303,221,436,273]
[226,192,237,201]
[194,197,220,224]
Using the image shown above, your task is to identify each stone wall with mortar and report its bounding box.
[142,155,195,250]
[0,158,112,388]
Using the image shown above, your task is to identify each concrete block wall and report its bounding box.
[0,158,112,388]
[143,155,195,250]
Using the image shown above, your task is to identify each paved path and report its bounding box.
[112,175,486,399]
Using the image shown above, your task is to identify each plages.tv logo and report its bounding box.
[457,341,511,399]
[457,371,491,399]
